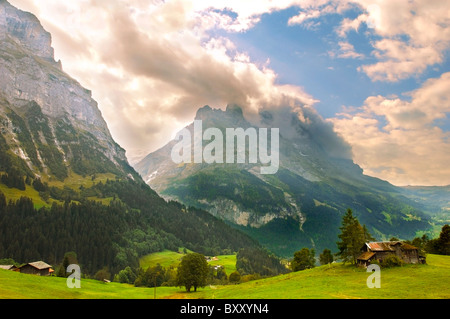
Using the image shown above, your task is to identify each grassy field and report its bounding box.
[168,254,450,299]
[0,268,182,299]
[208,255,237,275]
[44,172,118,190]
[139,250,236,275]
[1,254,449,299]
[139,249,192,269]
[0,183,51,209]
[0,172,119,209]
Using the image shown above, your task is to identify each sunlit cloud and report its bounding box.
[330,72,450,186]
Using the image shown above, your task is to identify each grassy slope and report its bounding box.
[45,172,117,190]
[139,249,190,269]
[0,269,181,299]
[208,255,237,275]
[0,172,118,209]
[1,254,448,299]
[0,183,49,209]
[170,254,450,299]
[139,250,237,275]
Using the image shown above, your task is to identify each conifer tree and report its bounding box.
[319,248,334,265]
[336,208,372,265]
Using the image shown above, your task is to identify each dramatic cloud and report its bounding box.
[330,72,450,186]
[344,0,450,82]
[288,0,450,82]
[7,0,449,185]
[8,0,319,163]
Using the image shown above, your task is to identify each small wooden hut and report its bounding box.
[0,265,17,271]
[19,261,53,276]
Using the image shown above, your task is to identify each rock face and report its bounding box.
[0,0,54,60]
[0,0,132,179]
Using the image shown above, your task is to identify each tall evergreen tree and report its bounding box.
[336,208,372,265]
[437,224,450,255]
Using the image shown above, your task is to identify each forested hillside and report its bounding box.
[0,177,261,276]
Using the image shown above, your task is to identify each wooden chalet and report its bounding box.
[357,241,426,267]
[0,265,17,271]
[18,261,53,276]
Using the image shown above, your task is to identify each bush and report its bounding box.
[229,271,241,284]
[291,248,315,271]
[381,255,403,268]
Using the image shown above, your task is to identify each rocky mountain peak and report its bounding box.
[0,1,132,178]
[0,0,55,61]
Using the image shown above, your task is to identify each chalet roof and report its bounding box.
[26,261,52,270]
[357,252,375,261]
[365,241,418,252]
[399,243,419,250]
[0,265,16,270]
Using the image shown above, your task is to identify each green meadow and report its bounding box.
[139,250,236,275]
[207,255,237,275]
[0,172,119,209]
[0,183,49,209]
[139,249,190,269]
[0,268,181,299]
[0,254,449,299]
[190,254,450,299]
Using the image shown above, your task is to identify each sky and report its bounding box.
[7,0,450,186]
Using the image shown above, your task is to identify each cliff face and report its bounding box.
[0,0,132,180]
[0,0,54,60]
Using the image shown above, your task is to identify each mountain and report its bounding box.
[136,104,433,257]
[0,0,266,276]
[0,0,136,181]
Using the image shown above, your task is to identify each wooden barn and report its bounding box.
[357,241,426,267]
[0,265,17,271]
[19,261,53,276]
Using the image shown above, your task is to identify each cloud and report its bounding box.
[358,38,445,82]
[286,0,450,82]
[329,41,364,59]
[337,0,450,82]
[330,72,450,186]
[288,9,322,26]
[7,0,320,163]
[336,14,368,37]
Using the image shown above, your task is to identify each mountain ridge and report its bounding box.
[136,104,432,256]
[0,0,132,181]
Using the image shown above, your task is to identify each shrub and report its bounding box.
[229,271,241,284]
[381,255,403,268]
